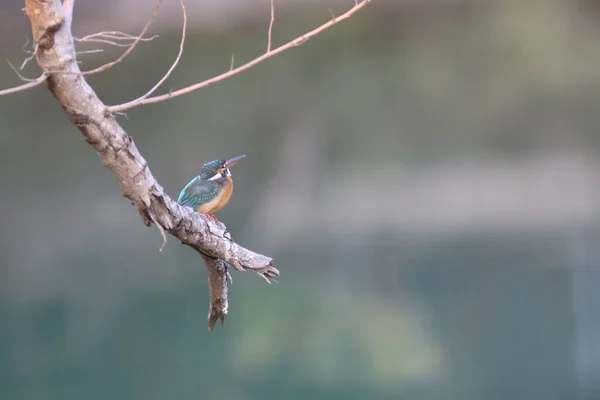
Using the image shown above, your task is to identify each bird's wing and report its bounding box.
[177,177,221,210]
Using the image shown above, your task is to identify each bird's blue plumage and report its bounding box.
[177,156,245,213]
[177,176,200,203]
[177,176,223,210]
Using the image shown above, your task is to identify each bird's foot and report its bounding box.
[204,214,219,223]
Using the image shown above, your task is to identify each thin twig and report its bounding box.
[0,74,46,96]
[78,38,132,47]
[18,36,38,70]
[267,0,275,52]
[77,49,104,56]
[7,60,36,82]
[80,32,139,40]
[107,0,372,113]
[229,54,235,71]
[328,9,337,22]
[77,32,158,43]
[81,0,162,75]
[19,43,38,70]
[88,31,136,38]
[123,0,186,105]
[21,35,30,54]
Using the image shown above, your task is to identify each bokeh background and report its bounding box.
[1,0,600,399]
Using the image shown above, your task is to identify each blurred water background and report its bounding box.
[1,0,600,399]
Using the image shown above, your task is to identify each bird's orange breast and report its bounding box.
[195,177,233,215]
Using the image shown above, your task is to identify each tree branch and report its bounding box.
[126,0,187,106]
[18,38,39,70]
[106,0,372,113]
[23,0,278,331]
[76,31,159,48]
[63,0,74,28]
[201,252,229,331]
[267,0,275,53]
[7,59,38,82]
[0,74,46,96]
[81,0,162,75]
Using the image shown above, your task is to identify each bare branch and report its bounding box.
[21,35,30,53]
[7,60,37,82]
[76,49,104,56]
[81,0,162,75]
[267,0,275,52]
[78,38,133,48]
[0,74,46,96]
[17,35,39,70]
[76,31,159,46]
[107,0,372,113]
[79,31,158,41]
[120,0,187,107]
[201,253,229,331]
[19,44,38,70]
[23,0,278,331]
[328,9,337,22]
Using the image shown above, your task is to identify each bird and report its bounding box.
[177,155,246,222]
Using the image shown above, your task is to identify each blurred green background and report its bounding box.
[1,0,600,399]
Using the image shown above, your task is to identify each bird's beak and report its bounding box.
[224,154,246,168]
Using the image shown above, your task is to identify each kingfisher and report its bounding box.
[177,155,246,222]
